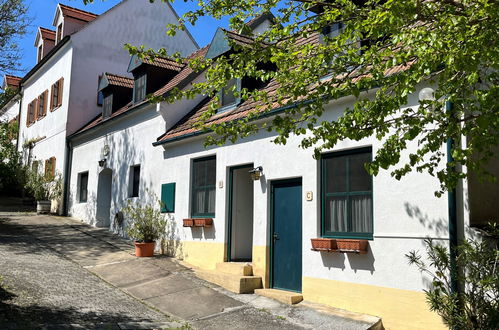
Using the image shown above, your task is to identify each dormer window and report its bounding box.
[133,71,147,103]
[56,23,63,43]
[322,22,345,40]
[37,45,43,63]
[98,73,133,119]
[219,78,241,111]
[102,92,113,119]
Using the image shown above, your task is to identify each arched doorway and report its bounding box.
[96,168,112,228]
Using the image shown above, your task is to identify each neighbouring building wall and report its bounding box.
[0,97,20,123]
[68,105,166,227]
[66,0,198,135]
[17,43,73,174]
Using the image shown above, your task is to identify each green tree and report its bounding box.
[407,231,499,329]
[0,119,24,195]
[0,0,29,75]
[86,0,498,193]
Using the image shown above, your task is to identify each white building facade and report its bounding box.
[13,1,197,210]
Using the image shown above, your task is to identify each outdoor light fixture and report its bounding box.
[98,158,107,167]
[418,87,435,101]
[249,166,263,181]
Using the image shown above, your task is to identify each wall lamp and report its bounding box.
[98,158,107,167]
[249,166,263,181]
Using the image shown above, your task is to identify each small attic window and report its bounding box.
[37,45,43,63]
[102,93,113,119]
[133,71,147,103]
[219,78,240,112]
[56,23,63,43]
[322,22,345,40]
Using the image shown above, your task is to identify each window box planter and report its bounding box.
[192,218,214,228]
[311,238,337,251]
[336,239,369,254]
[183,219,195,227]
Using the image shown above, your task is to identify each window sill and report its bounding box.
[50,105,61,112]
[311,238,369,254]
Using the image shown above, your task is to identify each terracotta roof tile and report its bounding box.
[59,4,98,22]
[105,73,134,89]
[4,75,22,90]
[143,56,185,72]
[39,27,56,41]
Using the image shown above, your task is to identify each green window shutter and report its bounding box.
[161,183,176,213]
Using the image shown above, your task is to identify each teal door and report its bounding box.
[271,179,302,292]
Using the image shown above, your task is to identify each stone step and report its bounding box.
[215,262,253,276]
[195,269,262,294]
[254,288,303,305]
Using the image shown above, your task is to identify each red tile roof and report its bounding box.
[59,4,98,22]
[105,73,134,89]
[143,56,185,72]
[39,27,56,41]
[73,47,209,136]
[4,75,22,90]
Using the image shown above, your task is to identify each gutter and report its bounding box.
[62,139,73,216]
[446,100,459,294]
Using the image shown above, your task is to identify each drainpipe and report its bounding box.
[62,139,73,216]
[446,100,459,294]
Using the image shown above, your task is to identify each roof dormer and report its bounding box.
[2,75,21,91]
[52,3,98,44]
[98,73,133,119]
[35,27,56,63]
[127,55,184,103]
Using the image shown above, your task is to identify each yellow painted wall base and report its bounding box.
[179,241,225,270]
[252,245,269,287]
[303,277,445,330]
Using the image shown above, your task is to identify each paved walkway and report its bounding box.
[0,212,378,329]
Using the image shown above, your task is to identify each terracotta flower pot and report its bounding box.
[134,241,155,257]
[311,238,337,251]
[183,219,194,227]
[193,218,213,227]
[336,239,368,254]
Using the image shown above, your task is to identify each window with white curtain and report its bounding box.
[191,156,216,217]
[321,147,373,239]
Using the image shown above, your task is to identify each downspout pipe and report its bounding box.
[62,139,73,216]
[446,100,459,294]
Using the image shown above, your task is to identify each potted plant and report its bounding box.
[25,169,60,214]
[123,199,167,257]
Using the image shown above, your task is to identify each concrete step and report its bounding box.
[254,288,303,305]
[215,262,253,276]
[196,269,262,294]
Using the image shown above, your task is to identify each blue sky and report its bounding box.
[16,0,230,76]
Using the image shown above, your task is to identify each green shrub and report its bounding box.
[123,199,167,243]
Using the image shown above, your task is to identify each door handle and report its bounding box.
[273,233,279,243]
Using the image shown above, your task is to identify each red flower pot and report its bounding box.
[193,218,213,227]
[336,239,368,254]
[134,241,155,257]
[183,219,194,227]
[311,238,337,251]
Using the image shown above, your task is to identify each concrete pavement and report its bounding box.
[0,212,381,329]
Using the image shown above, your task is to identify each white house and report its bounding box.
[0,75,22,124]
[64,13,498,330]
[12,1,198,210]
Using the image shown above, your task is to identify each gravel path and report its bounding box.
[0,215,171,329]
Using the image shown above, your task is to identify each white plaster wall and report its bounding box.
[66,0,198,135]
[68,105,166,228]
[156,91,450,293]
[17,43,73,173]
[0,98,20,122]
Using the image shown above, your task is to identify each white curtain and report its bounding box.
[327,195,371,233]
[350,195,372,233]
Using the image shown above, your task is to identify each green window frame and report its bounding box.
[191,156,216,218]
[78,172,89,203]
[321,147,373,240]
[161,183,176,213]
[102,92,113,118]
